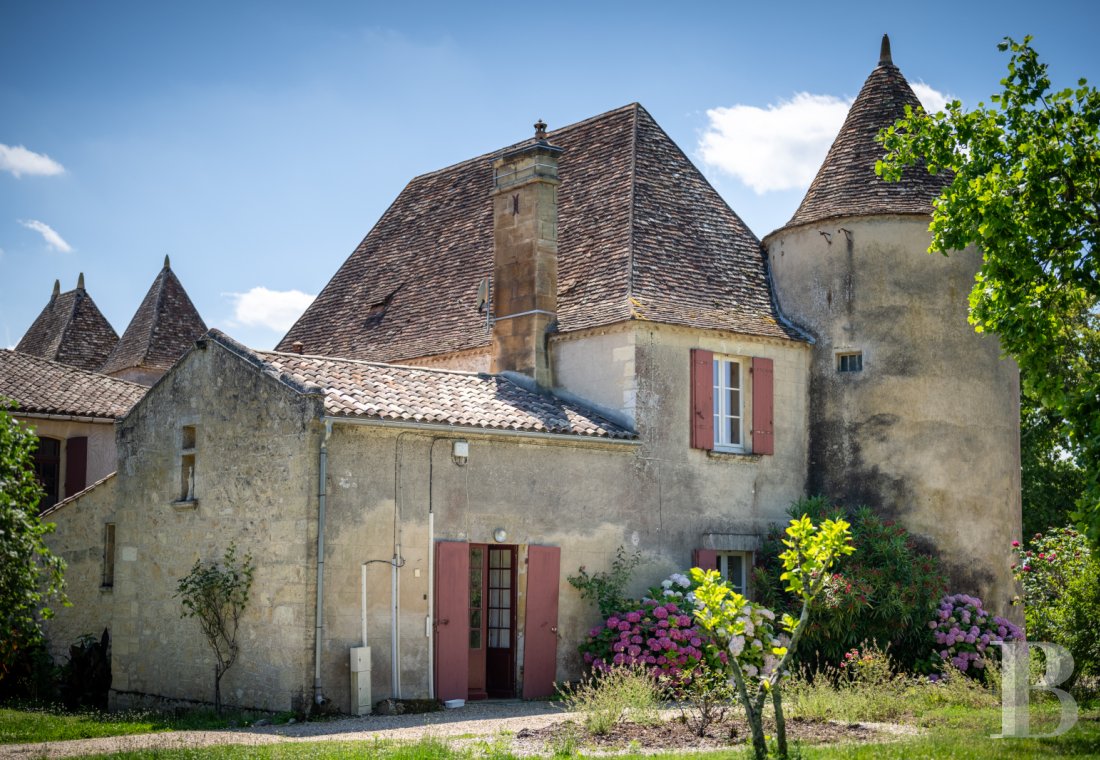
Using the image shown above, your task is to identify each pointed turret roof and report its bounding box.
[99,256,207,377]
[15,275,119,372]
[279,103,802,362]
[780,35,951,231]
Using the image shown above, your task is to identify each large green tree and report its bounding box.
[0,404,66,679]
[876,37,1100,542]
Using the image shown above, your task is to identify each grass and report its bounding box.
[0,703,296,744]
[4,675,1099,758]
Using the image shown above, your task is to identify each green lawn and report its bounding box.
[0,704,293,744]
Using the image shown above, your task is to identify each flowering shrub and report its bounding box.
[928,593,1022,677]
[1011,527,1100,684]
[753,500,947,672]
[579,596,724,683]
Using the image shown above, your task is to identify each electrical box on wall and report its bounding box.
[350,646,371,715]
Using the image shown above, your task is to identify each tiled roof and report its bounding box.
[781,38,951,231]
[277,104,800,362]
[16,280,119,372]
[205,330,633,439]
[0,350,147,419]
[100,258,207,376]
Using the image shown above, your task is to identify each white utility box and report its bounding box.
[350,646,371,715]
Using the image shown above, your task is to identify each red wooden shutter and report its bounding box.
[434,541,470,701]
[690,349,714,450]
[64,436,88,498]
[751,357,774,455]
[692,548,718,571]
[523,545,561,698]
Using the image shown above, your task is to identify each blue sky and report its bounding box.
[3,0,1098,351]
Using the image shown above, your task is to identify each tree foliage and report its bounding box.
[692,515,854,760]
[176,543,255,713]
[877,36,1100,543]
[1021,396,1087,537]
[0,404,66,681]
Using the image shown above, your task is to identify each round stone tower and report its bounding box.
[764,36,1021,611]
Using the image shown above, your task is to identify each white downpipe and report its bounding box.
[427,509,435,700]
[392,550,400,698]
[361,563,368,647]
[313,419,333,705]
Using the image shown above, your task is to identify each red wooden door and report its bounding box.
[435,541,469,701]
[522,545,560,699]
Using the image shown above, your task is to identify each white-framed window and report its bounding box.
[718,551,751,596]
[837,351,863,373]
[712,357,743,451]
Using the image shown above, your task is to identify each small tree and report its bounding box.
[693,515,854,760]
[0,404,66,682]
[176,543,255,713]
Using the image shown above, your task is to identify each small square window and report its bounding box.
[837,352,863,373]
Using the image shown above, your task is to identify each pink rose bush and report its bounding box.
[928,593,1022,677]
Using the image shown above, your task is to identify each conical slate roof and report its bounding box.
[781,36,951,230]
[100,256,207,377]
[16,276,119,372]
[279,103,801,362]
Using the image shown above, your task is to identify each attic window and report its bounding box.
[363,285,403,328]
[837,352,863,373]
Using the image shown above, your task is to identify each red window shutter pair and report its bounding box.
[689,349,774,455]
[64,436,88,498]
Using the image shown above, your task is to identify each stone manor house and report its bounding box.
[30,37,1020,714]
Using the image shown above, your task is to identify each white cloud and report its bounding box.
[225,287,316,333]
[0,144,65,178]
[910,82,953,114]
[699,93,854,194]
[19,219,73,252]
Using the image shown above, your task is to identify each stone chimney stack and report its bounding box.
[490,120,563,387]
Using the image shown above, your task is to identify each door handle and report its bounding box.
[439,618,449,625]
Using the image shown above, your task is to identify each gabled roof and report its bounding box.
[278,104,801,362]
[206,330,633,439]
[0,350,147,419]
[15,277,119,372]
[100,257,207,376]
[780,36,951,231]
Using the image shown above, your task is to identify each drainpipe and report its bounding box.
[314,418,333,705]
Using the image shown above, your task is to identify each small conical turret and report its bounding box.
[51,279,60,299]
[77,272,85,290]
[879,34,892,66]
[164,254,171,269]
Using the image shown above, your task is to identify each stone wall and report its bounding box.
[767,216,1021,611]
[107,340,323,712]
[41,474,118,662]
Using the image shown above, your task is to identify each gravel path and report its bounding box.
[0,701,576,759]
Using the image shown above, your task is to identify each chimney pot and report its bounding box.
[292,341,304,355]
[534,119,547,140]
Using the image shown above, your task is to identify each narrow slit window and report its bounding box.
[837,352,863,373]
[102,523,116,588]
[179,425,197,501]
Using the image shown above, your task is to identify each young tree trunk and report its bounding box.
[214,664,223,715]
[772,686,788,758]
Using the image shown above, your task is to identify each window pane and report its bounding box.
[470,629,481,649]
[470,609,481,628]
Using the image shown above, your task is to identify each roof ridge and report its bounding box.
[142,266,169,365]
[409,103,642,183]
[54,288,83,359]
[260,347,495,379]
[626,103,639,304]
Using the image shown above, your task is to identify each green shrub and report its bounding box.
[567,546,642,619]
[557,665,660,735]
[753,497,947,672]
[1014,527,1100,687]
